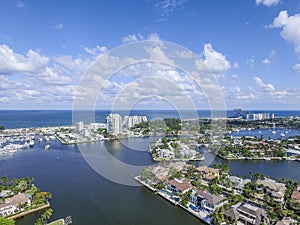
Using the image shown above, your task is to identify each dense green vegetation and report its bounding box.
[0,176,52,219]
[0,218,15,225]
[34,208,53,225]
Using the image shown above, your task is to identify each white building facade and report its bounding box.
[106,114,122,134]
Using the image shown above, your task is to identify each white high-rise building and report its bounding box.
[123,115,148,129]
[76,121,84,132]
[106,114,122,134]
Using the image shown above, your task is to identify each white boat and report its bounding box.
[264,157,271,161]
[280,133,285,137]
[29,140,34,147]
[45,145,50,150]
[38,138,43,142]
[272,130,276,134]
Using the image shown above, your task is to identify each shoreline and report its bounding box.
[9,203,50,220]
[134,176,210,224]
[216,154,300,161]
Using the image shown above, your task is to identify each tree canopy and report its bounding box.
[0,218,15,225]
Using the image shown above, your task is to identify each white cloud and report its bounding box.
[292,64,300,74]
[262,49,276,65]
[147,33,161,41]
[262,58,271,65]
[16,1,26,8]
[84,45,107,55]
[233,62,239,68]
[122,34,144,43]
[144,45,174,65]
[247,58,255,70]
[53,55,91,76]
[256,0,281,7]
[54,24,63,30]
[156,0,190,16]
[0,45,49,74]
[253,76,275,92]
[121,33,160,43]
[270,11,300,55]
[201,43,231,73]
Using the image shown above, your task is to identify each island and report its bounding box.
[149,137,204,161]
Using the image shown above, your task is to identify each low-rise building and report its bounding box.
[0,190,13,198]
[167,178,191,194]
[224,203,269,225]
[195,166,220,183]
[257,178,286,203]
[190,190,226,213]
[0,193,32,217]
[286,149,300,157]
[275,217,298,225]
[229,176,251,194]
[157,148,175,159]
[291,185,300,204]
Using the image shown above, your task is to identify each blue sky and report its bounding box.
[1,0,300,110]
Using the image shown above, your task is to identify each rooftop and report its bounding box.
[197,190,225,206]
[195,166,220,174]
[168,179,191,192]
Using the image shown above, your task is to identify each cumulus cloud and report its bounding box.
[201,43,231,73]
[122,34,144,43]
[84,45,107,55]
[270,11,300,55]
[53,24,63,30]
[262,49,276,65]
[144,45,174,65]
[256,0,281,7]
[155,0,190,16]
[247,58,255,70]
[53,55,91,76]
[292,64,300,74]
[16,1,26,8]
[253,76,275,92]
[0,45,49,74]
[262,58,271,65]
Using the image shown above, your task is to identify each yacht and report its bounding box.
[29,140,34,147]
[45,145,50,150]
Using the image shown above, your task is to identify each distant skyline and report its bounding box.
[1,0,300,110]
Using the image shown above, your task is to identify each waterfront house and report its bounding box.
[257,178,286,203]
[157,148,175,159]
[190,190,226,213]
[291,185,300,204]
[195,166,220,183]
[224,203,269,225]
[286,149,300,157]
[0,190,13,198]
[275,217,298,225]
[229,176,251,194]
[0,193,31,217]
[167,178,191,194]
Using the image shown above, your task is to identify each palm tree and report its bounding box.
[41,208,53,224]
[34,218,44,225]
